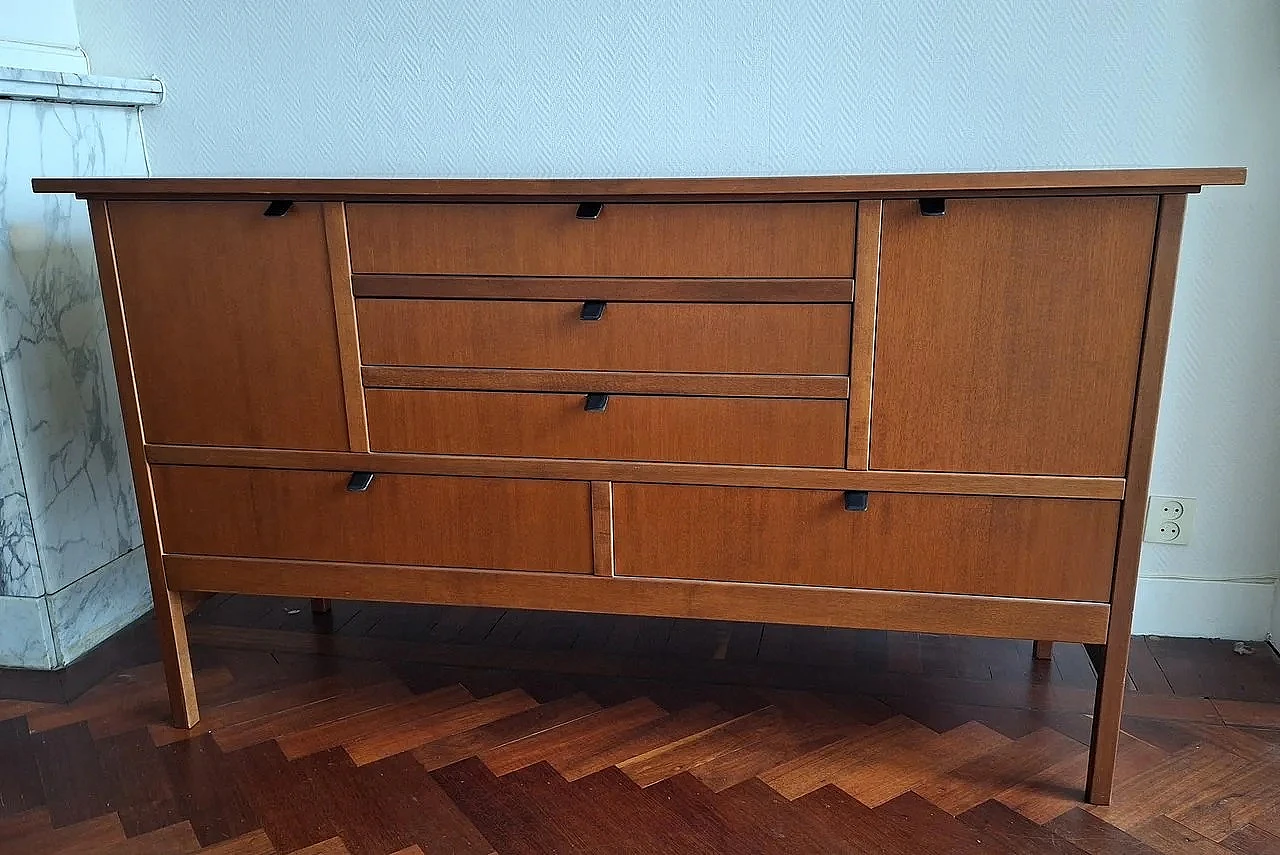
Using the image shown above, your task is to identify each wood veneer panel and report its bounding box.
[361,367,850,399]
[848,201,882,469]
[365,389,847,467]
[346,202,855,278]
[352,275,854,302]
[323,202,369,452]
[107,201,349,450]
[1087,194,1189,805]
[143,444,1128,499]
[151,465,594,573]
[612,484,1120,602]
[357,299,852,376]
[871,195,1158,476]
[86,201,199,728]
[35,167,1246,200]
[163,556,1112,643]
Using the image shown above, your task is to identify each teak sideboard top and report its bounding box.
[34,167,1244,806]
[35,167,1244,201]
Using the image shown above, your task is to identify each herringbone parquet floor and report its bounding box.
[3,595,1280,854]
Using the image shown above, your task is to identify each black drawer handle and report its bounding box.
[843,490,869,511]
[918,198,946,217]
[263,200,294,217]
[576,202,603,220]
[580,300,607,321]
[584,393,609,412]
[347,472,375,492]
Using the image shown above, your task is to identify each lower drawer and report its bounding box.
[612,484,1118,601]
[152,465,594,573]
[365,389,847,467]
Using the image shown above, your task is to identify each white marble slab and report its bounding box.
[0,66,163,107]
[0,99,146,594]
[47,545,149,665]
[0,594,55,669]
[0,371,41,597]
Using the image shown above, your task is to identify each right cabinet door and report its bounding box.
[871,196,1158,476]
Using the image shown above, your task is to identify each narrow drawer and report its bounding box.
[345,202,855,278]
[365,389,847,467]
[612,484,1119,601]
[152,465,594,573]
[357,299,851,375]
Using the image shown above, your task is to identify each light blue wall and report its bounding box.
[73,0,1280,637]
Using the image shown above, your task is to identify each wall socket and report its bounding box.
[1143,496,1196,545]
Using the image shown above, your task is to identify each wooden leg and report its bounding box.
[1086,635,1133,805]
[311,598,333,614]
[155,588,200,728]
[1032,640,1054,661]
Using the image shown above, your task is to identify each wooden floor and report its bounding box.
[4,597,1280,854]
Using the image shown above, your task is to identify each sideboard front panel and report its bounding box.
[356,299,852,376]
[108,201,350,450]
[152,465,595,573]
[870,195,1158,476]
[365,389,848,467]
[345,202,856,278]
[612,483,1119,601]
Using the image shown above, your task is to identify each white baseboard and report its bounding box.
[1132,576,1276,640]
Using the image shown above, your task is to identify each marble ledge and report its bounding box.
[0,594,55,669]
[0,66,163,107]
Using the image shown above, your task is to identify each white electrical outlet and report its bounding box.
[1143,496,1196,545]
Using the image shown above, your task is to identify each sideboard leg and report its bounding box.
[156,587,200,729]
[1032,640,1054,661]
[311,598,333,615]
[1085,635,1133,805]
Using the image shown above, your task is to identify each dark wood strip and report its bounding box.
[159,734,261,847]
[0,717,45,819]
[353,274,854,302]
[362,366,851,399]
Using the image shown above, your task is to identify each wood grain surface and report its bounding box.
[357,299,851,375]
[346,202,855,277]
[365,389,848,467]
[612,484,1119,601]
[152,465,594,573]
[871,195,1158,476]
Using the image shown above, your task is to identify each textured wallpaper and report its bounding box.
[73,0,1280,630]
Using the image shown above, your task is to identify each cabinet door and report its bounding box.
[871,196,1157,476]
[107,202,349,450]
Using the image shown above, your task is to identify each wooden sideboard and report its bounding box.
[35,168,1245,805]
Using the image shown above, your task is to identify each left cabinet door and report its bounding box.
[107,201,351,450]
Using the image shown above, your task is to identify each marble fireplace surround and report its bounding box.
[0,65,162,668]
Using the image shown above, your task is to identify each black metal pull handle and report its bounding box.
[576,202,603,220]
[347,472,375,492]
[264,200,294,217]
[843,490,869,511]
[918,198,946,217]
[584,393,609,412]
[580,300,607,321]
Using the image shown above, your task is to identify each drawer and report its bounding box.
[612,484,1118,601]
[365,389,847,467]
[357,299,851,375]
[152,465,594,573]
[345,202,855,278]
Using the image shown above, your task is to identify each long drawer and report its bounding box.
[365,389,847,467]
[357,299,852,375]
[152,466,594,573]
[345,202,856,278]
[612,483,1119,601]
